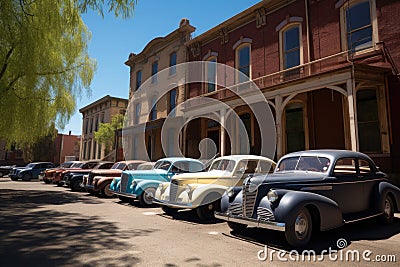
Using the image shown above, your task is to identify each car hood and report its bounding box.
[125,169,169,180]
[91,169,123,175]
[250,171,329,186]
[171,170,233,185]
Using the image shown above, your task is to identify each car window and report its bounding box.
[170,161,187,173]
[209,159,235,172]
[98,163,113,169]
[333,158,356,175]
[188,162,204,172]
[236,160,258,174]
[154,161,171,171]
[256,160,275,174]
[26,163,35,168]
[276,156,330,173]
[359,159,373,174]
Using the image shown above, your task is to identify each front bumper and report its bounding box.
[112,190,137,199]
[152,198,194,209]
[214,212,286,232]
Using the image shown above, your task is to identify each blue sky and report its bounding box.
[62,0,260,135]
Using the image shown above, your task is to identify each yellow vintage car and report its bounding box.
[153,155,275,220]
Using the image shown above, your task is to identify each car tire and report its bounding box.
[161,206,178,216]
[227,222,247,232]
[10,177,18,181]
[196,201,219,220]
[139,187,157,206]
[101,183,115,198]
[285,207,313,248]
[70,179,82,192]
[43,179,51,184]
[22,173,32,181]
[380,194,394,224]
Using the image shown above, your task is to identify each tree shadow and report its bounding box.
[158,209,224,225]
[0,189,160,266]
[227,217,400,253]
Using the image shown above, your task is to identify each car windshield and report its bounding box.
[112,163,126,170]
[154,160,172,171]
[276,156,330,173]
[26,163,35,168]
[209,159,236,172]
[136,163,154,170]
[71,162,84,168]
[61,162,74,168]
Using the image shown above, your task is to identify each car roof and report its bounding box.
[156,157,204,164]
[212,155,275,162]
[280,150,373,161]
[29,162,54,165]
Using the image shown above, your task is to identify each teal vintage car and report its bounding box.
[110,158,205,206]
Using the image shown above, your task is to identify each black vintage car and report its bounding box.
[216,150,400,247]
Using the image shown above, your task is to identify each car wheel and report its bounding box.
[70,179,82,192]
[10,177,18,181]
[227,222,247,232]
[380,194,394,224]
[196,201,218,220]
[101,183,115,198]
[22,173,32,181]
[139,187,156,206]
[43,178,51,184]
[161,206,178,216]
[285,207,313,247]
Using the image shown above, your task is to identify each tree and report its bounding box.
[94,114,124,151]
[0,0,136,148]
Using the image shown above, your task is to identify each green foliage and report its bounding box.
[94,114,124,147]
[0,0,136,148]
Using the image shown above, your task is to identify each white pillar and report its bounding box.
[275,95,283,159]
[220,109,226,156]
[347,78,358,151]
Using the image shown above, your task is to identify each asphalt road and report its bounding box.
[0,178,399,267]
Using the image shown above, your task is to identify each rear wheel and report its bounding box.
[285,207,313,247]
[139,187,156,206]
[101,183,115,198]
[380,194,394,224]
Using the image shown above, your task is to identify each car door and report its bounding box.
[330,157,365,214]
[357,158,380,211]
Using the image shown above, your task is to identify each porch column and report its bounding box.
[346,79,358,151]
[220,109,226,156]
[275,95,283,159]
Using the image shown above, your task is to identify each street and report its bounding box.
[0,178,399,267]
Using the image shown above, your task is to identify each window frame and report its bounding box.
[151,61,158,84]
[279,23,303,70]
[235,43,252,84]
[169,52,177,76]
[205,56,217,93]
[136,70,142,90]
[339,0,378,55]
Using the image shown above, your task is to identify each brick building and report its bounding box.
[182,0,399,178]
[52,132,80,165]
[79,95,128,161]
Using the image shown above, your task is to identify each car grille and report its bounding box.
[120,173,129,193]
[228,202,242,216]
[169,180,179,202]
[257,207,275,221]
[242,180,257,217]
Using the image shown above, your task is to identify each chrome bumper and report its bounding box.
[152,198,194,209]
[214,212,286,232]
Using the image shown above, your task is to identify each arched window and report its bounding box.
[169,52,177,75]
[281,25,301,69]
[205,57,217,93]
[356,89,381,153]
[151,61,158,84]
[235,44,251,84]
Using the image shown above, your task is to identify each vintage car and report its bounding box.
[39,161,80,184]
[215,150,400,247]
[110,158,205,206]
[154,155,276,220]
[0,165,16,178]
[62,161,114,191]
[9,162,56,181]
[83,160,146,197]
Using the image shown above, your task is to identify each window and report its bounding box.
[169,89,177,117]
[345,1,372,52]
[282,25,301,69]
[239,113,252,153]
[334,158,356,175]
[359,159,372,174]
[206,58,217,93]
[357,89,381,153]
[134,103,141,124]
[90,117,94,133]
[151,61,158,83]
[150,98,157,121]
[136,70,142,90]
[169,52,177,75]
[285,103,305,153]
[85,119,89,134]
[94,116,99,132]
[236,45,251,83]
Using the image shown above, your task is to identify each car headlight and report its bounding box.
[227,189,235,198]
[131,180,136,187]
[267,190,278,203]
[184,184,192,193]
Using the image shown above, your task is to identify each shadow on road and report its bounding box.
[0,189,157,266]
[227,216,400,253]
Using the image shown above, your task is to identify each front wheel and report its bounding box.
[70,179,82,192]
[101,183,115,198]
[43,178,51,184]
[380,194,394,224]
[285,207,313,248]
[22,173,32,181]
[10,176,18,181]
[139,187,156,206]
[196,201,219,220]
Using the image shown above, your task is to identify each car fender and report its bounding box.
[71,174,84,181]
[96,176,115,190]
[190,184,227,207]
[221,187,243,213]
[134,180,162,196]
[155,182,170,200]
[373,181,400,212]
[267,190,343,231]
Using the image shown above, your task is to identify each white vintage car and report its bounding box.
[153,155,275,220]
